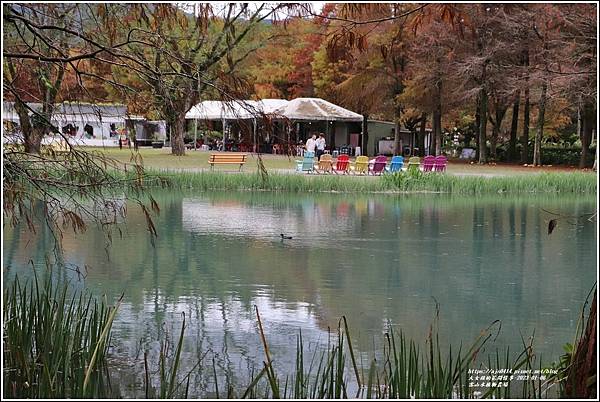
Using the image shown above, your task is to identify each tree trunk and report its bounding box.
[520,49,530,164]
[521,90,530,164]
[434,77,442,156]
[432,109,442,156]
[576,98,582,143]
[533,80,547,166]
[13,97,34,151]
[429,117,436,156]
[579,100,596,169]
[490,105,507,161]
[393,106,402,155]
[478,88,488,164]
[25,127,46,154]
[508,92,520,162]
[362,113,369,156]
[10,68,62,155]
[418,112,427,157]
[490,124,498,161]
[475,97,481,161]
[170,114,187,156]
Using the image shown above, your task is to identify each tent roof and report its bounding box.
[186,99,289,120]
[271,98,363,122]
[186,98,362,122]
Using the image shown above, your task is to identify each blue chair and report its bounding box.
[386,155,404,173]
[296,154,315,173]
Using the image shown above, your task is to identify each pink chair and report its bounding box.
[370,155,388,175]
[434,155,447,172]
[422,155,435,172]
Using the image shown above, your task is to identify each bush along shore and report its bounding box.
[123,169,597,195]
[4,270,593,399]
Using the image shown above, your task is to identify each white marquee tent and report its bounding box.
[184,97,363,151]
[185,99,289,120]
[271,98,363,122]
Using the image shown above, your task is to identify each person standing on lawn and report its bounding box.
[316,133,326,160]
[305,133,317,156]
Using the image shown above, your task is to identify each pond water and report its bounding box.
[3,190,597,397]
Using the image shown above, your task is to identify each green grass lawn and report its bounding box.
[83,146,592,176]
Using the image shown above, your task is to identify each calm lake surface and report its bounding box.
[3,190,597,396]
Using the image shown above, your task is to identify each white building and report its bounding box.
[2,101,165,146]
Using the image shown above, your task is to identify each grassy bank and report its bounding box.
[131,169,597,194]
[80,147,589,176]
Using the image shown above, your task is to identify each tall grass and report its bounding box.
[121,169,596,194]
[228,313,558,399]
[3,269,121,399]
[382,170,596,194]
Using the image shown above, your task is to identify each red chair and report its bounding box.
[434,155,447,172]
[333,154,350,174]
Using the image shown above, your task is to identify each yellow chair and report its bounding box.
[353,155,369,175]
[317,154,333,174]
[407,156,421,172]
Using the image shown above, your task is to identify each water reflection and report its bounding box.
[3,191,597,397]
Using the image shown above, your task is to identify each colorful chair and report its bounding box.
[434,155,448,172]
[295,155,315,173]
[387,155,404,173]
[353,156,369,175]
[317,154,333,174]
[333,154,350,174]
[422,155,435,172]
[407,156,421,172]
[370,155,388,175]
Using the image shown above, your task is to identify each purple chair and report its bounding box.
[434,155,447,172]
[370,155,388,175]
[422,155,435,172]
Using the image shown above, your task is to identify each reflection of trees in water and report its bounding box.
[4,191,596,393]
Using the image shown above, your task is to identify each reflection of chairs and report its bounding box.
[407,156,421,172]
[353,156,369,175]
[370,155,388,175]
[387,155,404,173]
[423,155,435,172]
[317,154,333,174]
[434,155,447,172]
[333,154,350,174]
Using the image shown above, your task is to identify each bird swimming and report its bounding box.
[280,234,293,240]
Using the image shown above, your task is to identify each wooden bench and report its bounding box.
[208,153,247,171]
[48,139,71,154]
